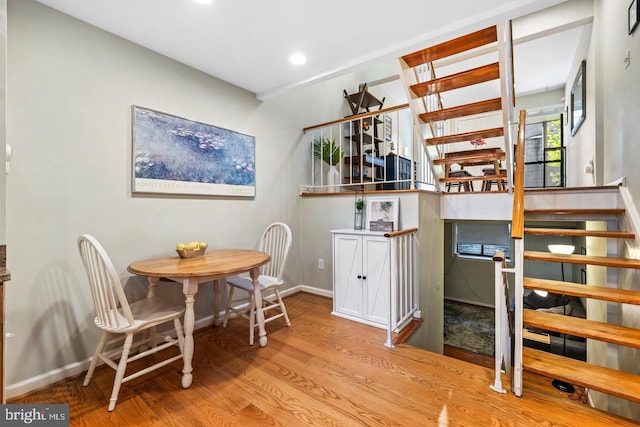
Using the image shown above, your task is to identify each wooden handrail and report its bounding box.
[303,103,409,133]
[384,228,418,238]
[511,109,526,239]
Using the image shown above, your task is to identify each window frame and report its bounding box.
[453,222,512,262]
[523,117,564,189]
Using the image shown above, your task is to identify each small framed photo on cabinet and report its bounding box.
[366,197,399,231]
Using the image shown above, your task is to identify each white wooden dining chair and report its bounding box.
[223,222,292,345]
[78,234,185,411]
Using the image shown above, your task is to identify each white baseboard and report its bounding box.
[289,284,332,298]
[444,297,494,309]
[6,358,92,400]
[5,286,333,400]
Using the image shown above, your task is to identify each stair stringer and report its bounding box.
[397,58,445,192]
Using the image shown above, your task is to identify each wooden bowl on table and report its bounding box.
[176,248,206,259]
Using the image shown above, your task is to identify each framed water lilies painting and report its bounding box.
[132,105,256,197]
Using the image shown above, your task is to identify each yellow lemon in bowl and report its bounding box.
[199,242,208,250]
[176,243,185,250]
[185,242,199,251]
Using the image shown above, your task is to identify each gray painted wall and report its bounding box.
[4,0,369,392]
[5,0,298,387]
[4,0,445,395]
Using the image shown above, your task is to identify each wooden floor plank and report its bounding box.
[9,293,639,426]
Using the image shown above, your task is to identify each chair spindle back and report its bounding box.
[78,234,134,330]
[258,222,292,280]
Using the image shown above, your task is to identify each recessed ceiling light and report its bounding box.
[193,0,214,4]
[289,52,307,65]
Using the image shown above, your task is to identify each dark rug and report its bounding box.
[444,302,495,357]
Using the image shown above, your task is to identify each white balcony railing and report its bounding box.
[302,105,435,193]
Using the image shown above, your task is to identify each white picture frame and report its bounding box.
[384,115,392,142]
[366,197,399,230]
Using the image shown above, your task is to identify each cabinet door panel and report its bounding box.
[333,234,362,317]
[363,236,390,324]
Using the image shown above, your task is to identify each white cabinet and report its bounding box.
[331,229,391,328]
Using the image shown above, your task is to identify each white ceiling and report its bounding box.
[32,0,575,101]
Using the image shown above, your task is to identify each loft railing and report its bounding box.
[490,250,513,394]
[302,105,435,193]
[384,228,419,348]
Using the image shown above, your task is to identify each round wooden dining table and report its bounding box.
[128,248,270,388]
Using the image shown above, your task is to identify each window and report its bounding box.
[454,222,511,261]
[523,118,563,188]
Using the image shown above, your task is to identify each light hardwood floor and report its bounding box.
[10,292,638,426]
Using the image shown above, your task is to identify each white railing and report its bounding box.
[490,249,517,394]
[511,238,524,396]
[385,228,419,348]
[497,109,526,396]
[303,105,435,193]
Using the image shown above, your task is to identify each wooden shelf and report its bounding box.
[344,132,382,145]
[344,155,384,167]
[343,155,384,184]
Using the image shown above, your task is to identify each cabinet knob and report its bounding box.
[362,276,367,280]
[357,275,362,279]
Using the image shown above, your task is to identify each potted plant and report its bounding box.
[354,190,365,230]
[313,137,343,166]
[313,137,343,191]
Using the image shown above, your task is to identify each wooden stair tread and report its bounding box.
[522,347,640,403]
[525,208,625,215]
[523,309,640,348]
[419,98,502,123]
[410,63,500,97]
[524,185,620,194]
[433,150,504,165]
[524,251,640,269]
[427,127,504,146]
[524,228,634,239]
[402,26,497,67]
[524,278,640,305]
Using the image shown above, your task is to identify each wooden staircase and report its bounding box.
[520,206,640,405]
[398,24,513,192]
